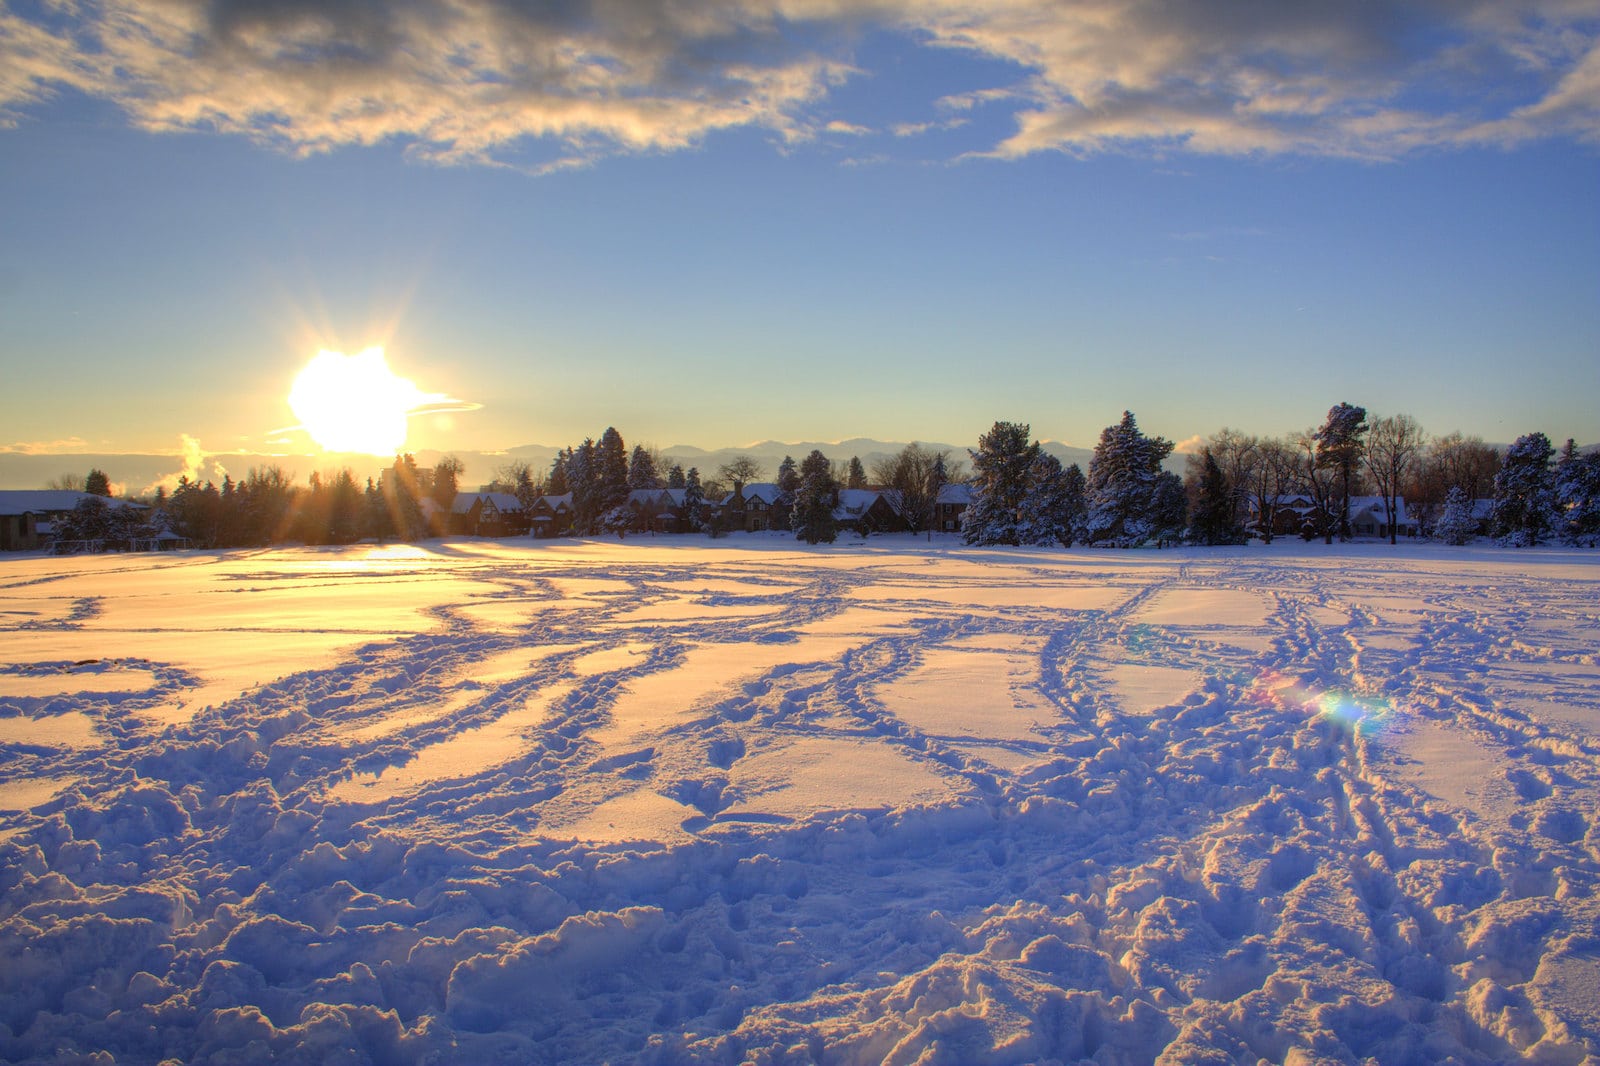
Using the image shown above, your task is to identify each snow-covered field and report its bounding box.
[2,536,1598,1064]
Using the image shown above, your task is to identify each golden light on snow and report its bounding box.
[287,347,431,456]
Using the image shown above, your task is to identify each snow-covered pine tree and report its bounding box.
[847,457,867,490]
[1017,452,1073,546]
[1493,432,1557,546]
[628,445,660,490]
[1083,411,1174,547]
[1434,486,1477,545]
[666,464,686,490]
[1061,463,1087,545]
[682,467,707,533]
[1556,439,1600,547]
[791,450,837,544]
[961,421,1038,546]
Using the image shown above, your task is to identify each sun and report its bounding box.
[288,347,427,456]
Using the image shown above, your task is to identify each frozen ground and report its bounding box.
[2,536,1598,1064]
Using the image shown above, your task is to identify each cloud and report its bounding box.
[0,437,92,455]
[1,1,1595,165]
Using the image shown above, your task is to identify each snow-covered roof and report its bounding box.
[537,493,573,511]
[452,492,523,515]
[725,483,784,507]
[1348,496,1409,524]
[627,488,687,508]
[0,491,144,516]
[936,483,974,505]
[834,489,883,517]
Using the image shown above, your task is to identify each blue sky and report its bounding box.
[2,0,1597,474]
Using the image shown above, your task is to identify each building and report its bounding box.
[934,483,973,533]
[722,483,788,532]
[0,491,147,551]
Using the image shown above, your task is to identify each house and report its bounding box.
[627,488,688,533]
[451,492,529,537]
[722,483,789,532]
[528,493,574,538]
[934,483,973,533]
[1243,493,1319,539]
[0,491,147,552]
[834,489,901,535]
[1347,496,1417,539]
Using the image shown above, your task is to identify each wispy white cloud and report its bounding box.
[1,1,1595,165]
[0,437,91,454]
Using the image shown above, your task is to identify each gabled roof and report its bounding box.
[936,483,974,504]
[0,491,145,516]
[452,491,523,515]
[1348,496,1409,524]
[724,482,784,507]
[834,489,883,517]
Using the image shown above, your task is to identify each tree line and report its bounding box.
[43,406,1599,550]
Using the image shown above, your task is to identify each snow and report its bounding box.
[2,537,1599,1063]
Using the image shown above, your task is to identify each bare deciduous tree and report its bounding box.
[871,443,950,535]
[1364,414,1426,544]
[717,455,766,487]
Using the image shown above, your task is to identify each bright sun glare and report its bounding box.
[288,347,427,456]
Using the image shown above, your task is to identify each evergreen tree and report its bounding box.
[1493,432,1557,546]
[597,428,629,505]
[59,495,112,546]
[387,455,425,540]
[84,468,112,497]
[1315,402,1368,541]
[777,455,799,500]
[1151,471,1187,546]
[1083,411,1175,547]
[791,450,837,544]
[682,467,707,533]
[1189,448,1243,545]
[244,466,293,545]
[568,439,599,534]
[512,464,540,515]
[1017,452,1072,546]
[547,450,571,496]
[666,463,687,490]
[1061,463,1087,545]
[327,469,362,544]
[431,456,464,514]
[1555,439,1600,547]
[363,477,394,541]
[1434,486,1477,546]
[628,445,660,490]
[962,421,1039,546]
[846,456,867,490]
